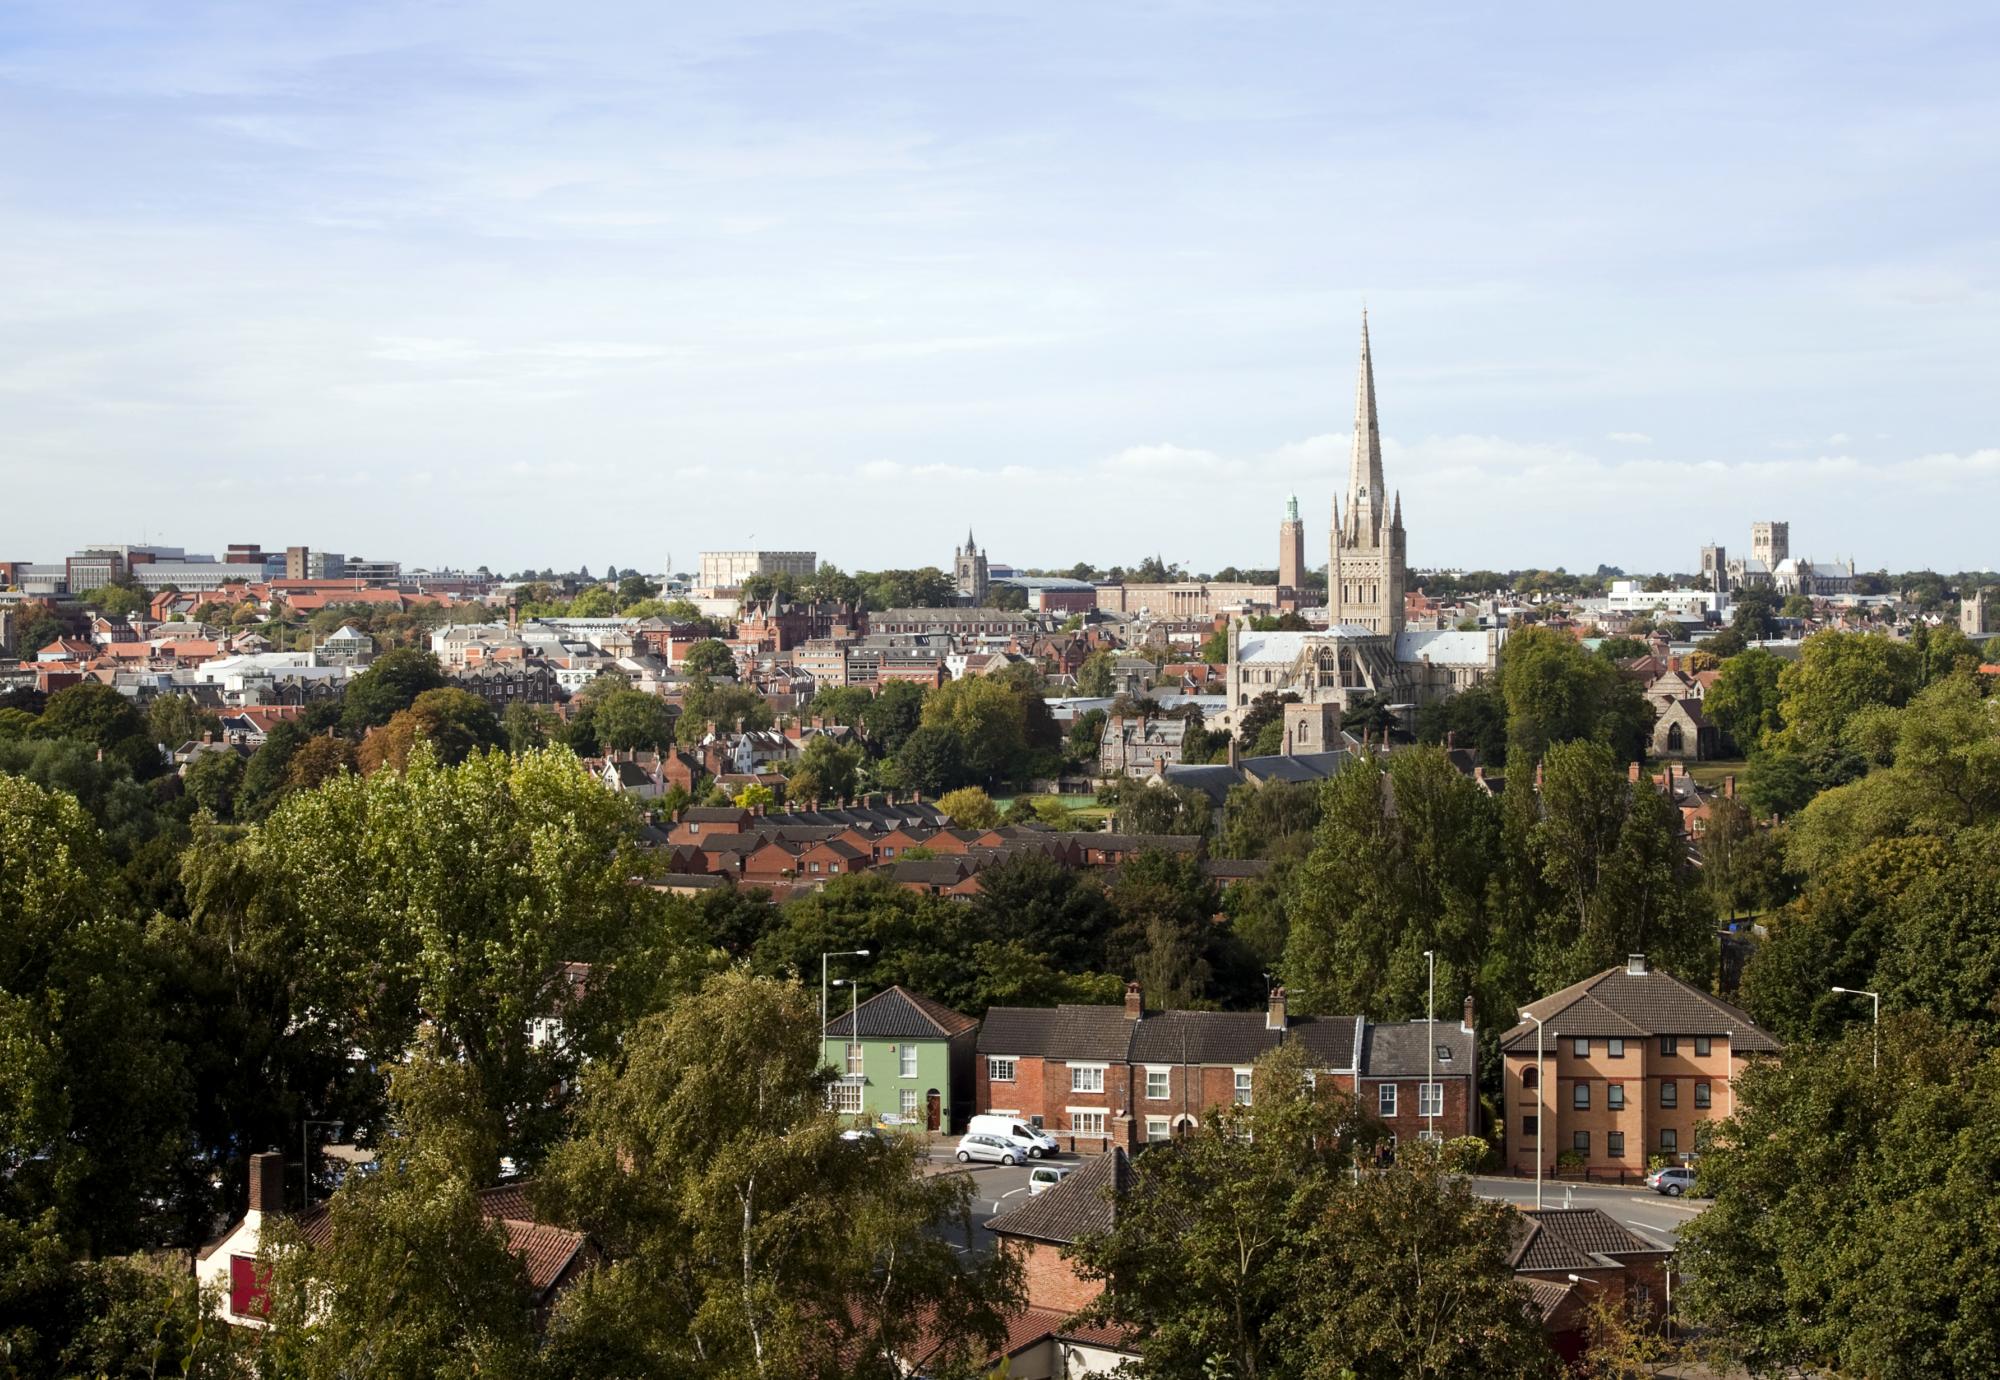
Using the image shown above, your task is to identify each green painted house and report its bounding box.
[822,986,980,1133]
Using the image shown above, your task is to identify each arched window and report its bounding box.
[1667,722,1685,752]
[1522,1066,1539,1089]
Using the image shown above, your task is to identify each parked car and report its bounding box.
[839,1127,886,1146]
[954,1133,1022,1166]
[966,1114,1060,1160]
[1028,1165,1073,1195]
[1647,1166,1698,1197]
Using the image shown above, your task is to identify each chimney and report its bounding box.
[1724,773,1736,799]
[1627,953,1648,976]
[248,1150,285,1217]
[1629,761,1642,783]
[1472,764,1485,784]
[1227,734,1239,768]
[1462,994,1476,1035]
[1266,985,1288,1031]
[1124,980,1144,1020]
[1446,729,1455,750]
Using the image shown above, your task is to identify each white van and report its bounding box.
[967,1115,1060,1159]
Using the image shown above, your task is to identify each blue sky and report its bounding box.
[2,2,1995,576]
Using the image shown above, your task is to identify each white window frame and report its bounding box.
[845,1042,863,1076]
[1070,1064,1106,1094]
[1233,1067,1253,1106]
[899,1088,919,1119]
[1145,1116,1171,1143]
[1417,1082,1443,1118]
[1378,1083,1398,1118]
[1067,1108,1108,1139]
[1145,1066,1170,1101]
[987,1056,1016,1083]
[899,1045,919,1078]
[832,1081,864,1114]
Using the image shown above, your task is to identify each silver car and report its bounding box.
[1647,1166,1697,1197]
[954,1132,1021,1166]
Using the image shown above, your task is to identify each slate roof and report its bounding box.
[1129,1010,1283,1065]
[980,1005,1364,1073]
[977,1004,1138,1062]
[984,1146,1134,1246]
[1359,1019,1476,1078]
[824,985,978,1040]
[1500,961,1783,1054]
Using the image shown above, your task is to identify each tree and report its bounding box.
[1704,646,1785,754]
[920,677,1028,785]
[1774,631,1920,753]
[568,585,617,618]
[256,1048,538,1379]
[1219,780,1323,861]
[358,687,504,773]
[1233,691,1301,756]
[1075,649,1116,697]
[248,748,687,1168]
[1497,624,1653,767]
[1780,593,1814,620]
[680,639,737,681]
[594,689,678,754]
[284,733,359,791]
[1106,848,1227,1008]
[146,693,219,750]
[183,748,246,818]
[785,734,863,805]
[936,786,1000,830]
[1731,590,1779,640]
[1593,635,1650,663]
[34,681,158,777]
[892,724,967,796]
[1680,1013,2000,1378]
[339,648,447,732]
[533,970,1019,1378]
[502,701,555,753]
[1071,1043,1551,1380]
[1415,681,1507,767]
[861,680,927,757]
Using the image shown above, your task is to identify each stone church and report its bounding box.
[1223,314,1501,728]
[952,529,990,603]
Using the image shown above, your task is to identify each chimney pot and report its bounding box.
[1462,994,1476,1034]
[1124,980,1144,1020]
[1266,985,1288,1031]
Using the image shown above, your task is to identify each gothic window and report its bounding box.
[1667,722,1684,752]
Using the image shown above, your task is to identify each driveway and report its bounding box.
[1469,1175,1706,1247]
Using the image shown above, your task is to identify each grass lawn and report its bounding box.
[1683,758,1749,788]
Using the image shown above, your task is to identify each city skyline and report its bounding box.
[3,2,1995,571]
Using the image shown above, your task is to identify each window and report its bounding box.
[1608,1084,1625,1111]
[1572,1037,1590,1058]
[1146,1117,1171,1143]
[845,1043,863,1075]
[1418,1083,1443,1118]
[1234,1069,1253,1105]
[987,1057,1016,1083]
[1607,1038,1625,1059]
[899,1088,919,1118]
[1660,1035,1679,1057]
[1436,1044,1454,1064]
[1607,1130,1626,1158]
[1660,1128,1678,1154]
[229,1255,270,1319]
[1071,1110,1107,1139]
[833,1081,864,1113]
[1573,1082,1591,1110]
[1660,1081,1678,1109]
[1071,1065,1105,1094]
[1379,1084,1398,1118]
[1695,1036,1712,1057]
[1521,1065,1538,1089]
[1694,1082,1712,1109]
[1667,722,1684,752]
[1146,1068,1170,1100]
[899,1045,918,1078]
[1522,1114,1538,1137]
[1573,1130,1590,1156]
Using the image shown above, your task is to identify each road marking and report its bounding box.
[1000,1186,1030,1199]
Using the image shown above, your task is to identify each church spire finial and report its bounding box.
[1348,310,1386,520]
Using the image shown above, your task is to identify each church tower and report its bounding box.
[1277,495,1305,594]
[1328,312,1407,637]
[953,528,990,604]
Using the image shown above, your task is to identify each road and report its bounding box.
[1469,1175,1705,1247]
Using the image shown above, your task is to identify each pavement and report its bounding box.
[1468,1174,1707,1247]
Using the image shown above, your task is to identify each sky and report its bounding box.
[2,1,1996,577]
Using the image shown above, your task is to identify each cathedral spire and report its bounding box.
[1348,310,1386,523]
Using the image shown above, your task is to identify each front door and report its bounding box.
[926,1089,941,1132]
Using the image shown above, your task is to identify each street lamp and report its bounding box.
[822,949,871,1042]
[1518,1009,1546,1209]
[1831,986,1881,1070]
[1424,950,1436,1144]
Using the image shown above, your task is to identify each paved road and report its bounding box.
[925,1150,1073,1256]
[1469,1175,1705,1247]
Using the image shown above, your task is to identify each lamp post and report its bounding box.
[1423,949,1436,1144]
[822,948,871,1046]
[1831,986,1881,1070]
[1518,1010,1546,1209]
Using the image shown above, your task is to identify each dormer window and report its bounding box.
[1436,1044,1453,1064]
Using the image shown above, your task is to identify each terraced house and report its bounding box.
[1501,954,1783,1178]
[976,981,1476,1152]
[823,986,980,1133]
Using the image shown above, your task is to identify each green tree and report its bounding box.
[340,648,448,732]
[146,692,220,750]
[892,724,967,796]
[920,677,1028,785]
[594,688,678,753]
[936,785,1000,830]
[1774,631,1919,752]
[1680,1013,2000,1378]
[680,638,737,680]
[1075,649,1116,697]
[183,748,246,818]
[533,970,1019,1378]
[358,687,504,773]
[568,585,617,618]
[861,680,927,757]
[1497,624,1653,767]
[502,701,555,753]
[1414,681,1508,767]
[1704,647,1785,754]
[34,681,158,777]
[785,734,863,805]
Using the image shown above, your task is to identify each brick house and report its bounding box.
[984,1148,1134,1314]
[975,983,1477,1152]
[1501,954,1783,1178]
[1510,1207,1673,1364]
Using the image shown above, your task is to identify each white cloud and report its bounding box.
[1606,431,1652,444]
